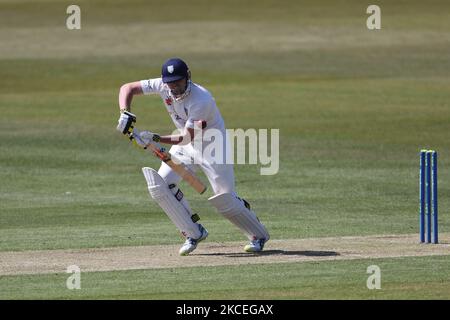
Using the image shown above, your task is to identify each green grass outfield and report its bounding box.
[1,0,450,299]
[2,256,450,300]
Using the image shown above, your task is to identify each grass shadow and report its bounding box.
[195,250,340,258]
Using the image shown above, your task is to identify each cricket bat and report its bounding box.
[125,128,207,195]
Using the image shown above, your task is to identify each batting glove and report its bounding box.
[132,129,161,148]
[117,111,137,134]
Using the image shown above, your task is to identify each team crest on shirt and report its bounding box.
[165,97,173,105]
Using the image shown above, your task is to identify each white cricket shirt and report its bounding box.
[140,78,225,132]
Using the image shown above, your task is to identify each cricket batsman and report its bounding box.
[116,58,269,255]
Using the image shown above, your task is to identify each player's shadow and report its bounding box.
[196,250,339,258]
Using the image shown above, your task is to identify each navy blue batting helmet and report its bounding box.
[161,58,190,83]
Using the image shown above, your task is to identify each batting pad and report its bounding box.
[142,167,202,239]
[168,184,193,216]
[208,192,269,241]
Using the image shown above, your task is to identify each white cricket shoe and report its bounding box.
[244,237,269,253]
[179,224,208,256]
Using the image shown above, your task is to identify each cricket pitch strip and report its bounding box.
[1,233,450,276]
